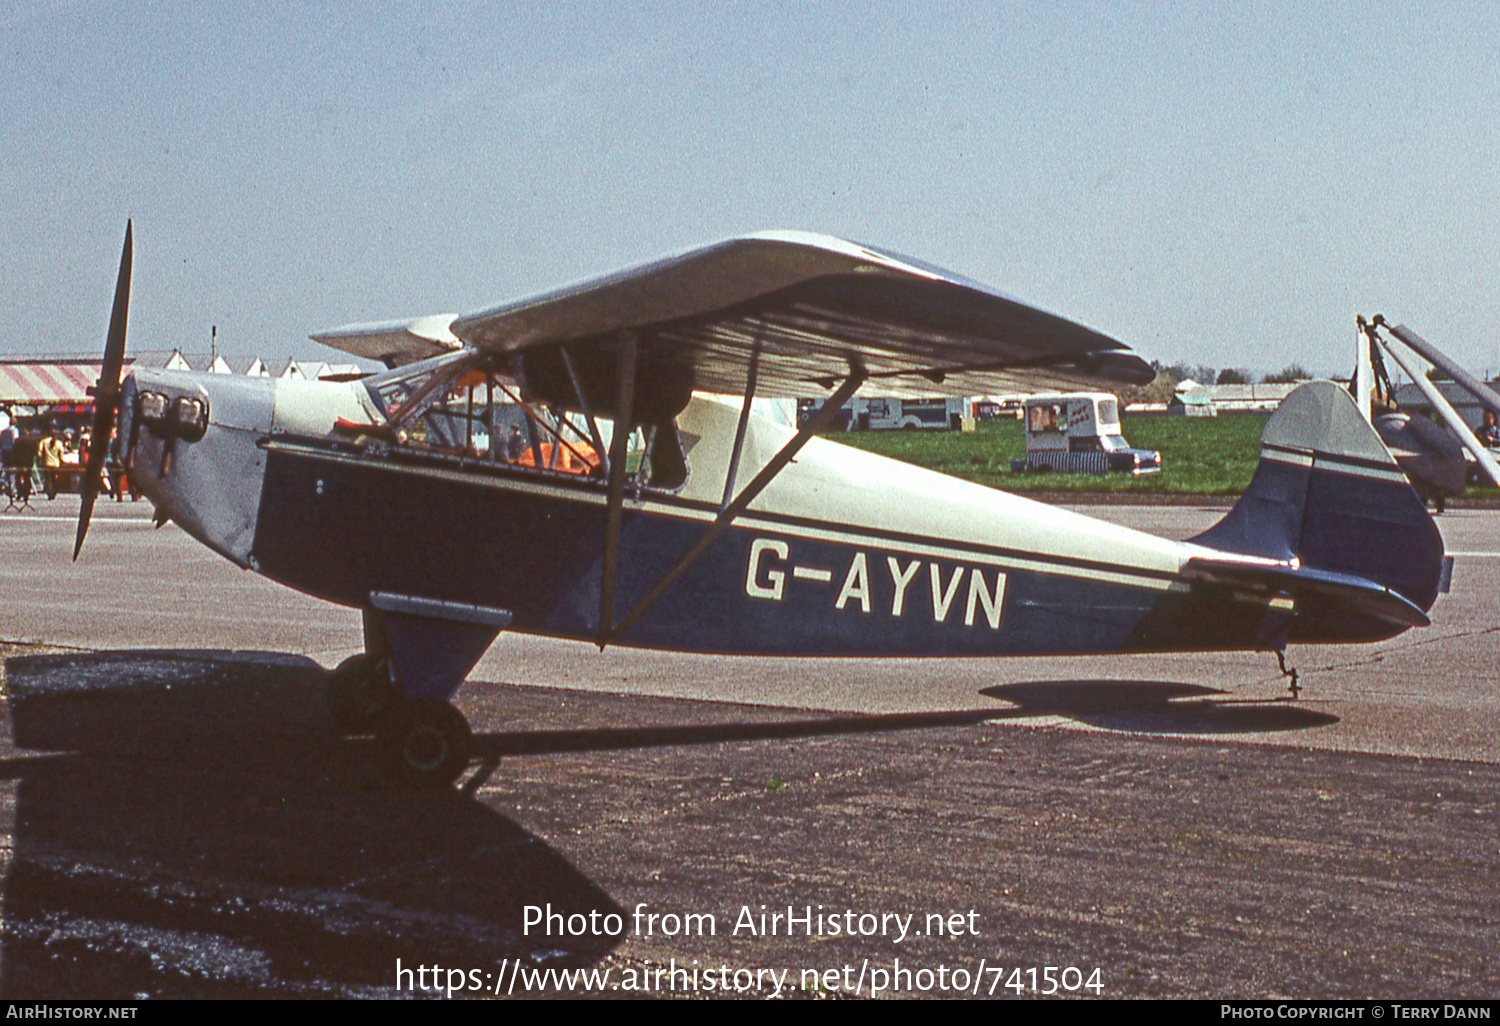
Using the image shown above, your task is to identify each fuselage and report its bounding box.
[115,364,1317,659]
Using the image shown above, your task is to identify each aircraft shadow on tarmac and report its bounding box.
[0,652,1334,997]
[979,679,1338,734]
[0,650,624,999]
[462,677,1335,766]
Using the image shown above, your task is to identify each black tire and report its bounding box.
[327,654,398,734]
[376,698,472,788]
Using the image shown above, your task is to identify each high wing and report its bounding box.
[313,231,1153,398]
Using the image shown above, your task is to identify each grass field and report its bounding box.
[825,412,1500,500]
[824,413,1268,495]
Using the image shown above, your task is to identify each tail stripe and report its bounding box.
[1261,442,1410,483]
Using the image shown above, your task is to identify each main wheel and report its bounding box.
[327,654,399,734]
[376,698,472,788]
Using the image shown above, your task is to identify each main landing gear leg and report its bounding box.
[344,594,510,788]
[1276,648,1301,699]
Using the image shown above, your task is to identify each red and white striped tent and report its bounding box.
[0,363,102,406]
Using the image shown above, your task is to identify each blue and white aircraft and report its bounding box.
[75,224,1448,786]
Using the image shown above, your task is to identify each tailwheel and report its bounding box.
[376,697,472,788]
[327,653,400,734]
[1276,648,1302,699]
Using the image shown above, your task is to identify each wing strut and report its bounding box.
[720,333,763,511]
[598,331,639,644]
[560,346,611,478]
[491,376,600,473]
[599,365,867,647]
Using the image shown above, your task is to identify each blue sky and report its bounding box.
[4,1,1499,377]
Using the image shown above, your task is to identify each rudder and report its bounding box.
[1192,381,1446,615]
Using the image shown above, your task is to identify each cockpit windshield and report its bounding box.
[355,349,685,490]
[363,349,478,425]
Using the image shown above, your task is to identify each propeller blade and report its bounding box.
[74,221,132,560]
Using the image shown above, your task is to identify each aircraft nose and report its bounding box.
[121,369,275,567]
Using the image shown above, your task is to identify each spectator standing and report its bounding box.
[38,423,65,499]
[12,429,39,504]
[1478,410,1500,449]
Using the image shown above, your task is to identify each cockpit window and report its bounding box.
[364,349,478,425]
[354,349,685,490]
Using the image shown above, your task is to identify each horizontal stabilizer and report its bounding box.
[1183,557,1430,631]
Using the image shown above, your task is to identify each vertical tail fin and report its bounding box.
[1192,382,1446,615]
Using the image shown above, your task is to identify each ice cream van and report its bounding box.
[1016,393,1161,474]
